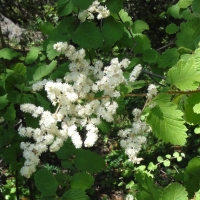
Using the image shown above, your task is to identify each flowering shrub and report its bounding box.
[1,0,200,199]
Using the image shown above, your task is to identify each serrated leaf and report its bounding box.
[46,41,61,60]
[193,103,200,114]
[72,0,93,9]
[55,173,71,186]
[57,0,73,17]
[106,0,123,13]
[132,20,149,34]
[165,154,171,159]
[176,18,200,50]
[159,183,188,200]
[143,49,159,63]
[192,0,200,14]
[178,0,193,8]
[133,34,151,54]
[33,60,57,81]
[71,22,103,49]
[112,9,133,26]
[147,94,187,145]
[34,169,58,196]
[61,189,88,200]
[71,172,94,190]
[25,47,41,64]
[158,48,179,68]
[165,23,179,34]
[0,48,21,60]
[167,57,199,91]
[102,17,124,46]
[74,150,105,173]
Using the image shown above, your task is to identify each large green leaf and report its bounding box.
[106,0,123,13]
[192,0,200,14]
[0,95,8,110]
[159,183,188,200]
[147,94,187,145]
[3,103,16,121]
[143,49,159,64]
[158,48,179,68]
[0,48,21,60]
[133,34,151,54]
[61,189,88,200]
[71,172,94,190]
[176,18,200,50]
[25,47,41,64]
[33,60,57,81]
[102,18,124,46]
[74,150,105,173]
[71,22,103,48]
[57,0,73,16]
[167,57,199,91]
[132,20,149,34]
[165,23,179,34]
[71,0,93,9]
[178,0,193,8]
[34,169,58,196]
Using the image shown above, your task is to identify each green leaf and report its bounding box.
[34,169,58,196]
[147,94,187,145]
[55,172,71,186]
[168,4,183,19]
[165,23,179,34]
[159,183,188,200]
[192,0,200,14]
[112,9,133,26]
[158,48,179,68]
[143,49,159,63]
[157,156,164,162]
[147,162,157,171]
[57,0,73,16]
[56,139,78,159]
[0,95,8,110]
[61,189,88,200]
[167,57,199,91]
[71,172,94,190]
[184,93,200,124]
[71,22,103,49]
[40,196,57,200]
[194,127,200,134]
[3,103,16,121]
[133,34,151,54]
[25,47,41,64]
[165,154,171,159]
[178,0,193,8]
[13,63,26,75]
[0,48,21,60]
[46,41,61,60]
[163,160,171,167]
[102,17,124,46]
[135,172,161,200]
[33,60,57,81]
[71,0,93,9]
[98,120,112,134]
[74,150,105,173]
[132,20,149,34]
[106,0,123,13]
[193,103,200,114]
[40,22,54,34]
[176,18,200,50]
[185,157,200,198]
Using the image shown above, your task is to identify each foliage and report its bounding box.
[1,0,200,199]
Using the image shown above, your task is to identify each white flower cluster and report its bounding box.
[118,108,151,164]
[78,0,110,22]
[18,41,143,178]
[147,84,157,99]
[125,194,134,200]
